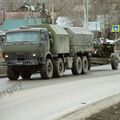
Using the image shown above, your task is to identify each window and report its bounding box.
[6,31,39,43]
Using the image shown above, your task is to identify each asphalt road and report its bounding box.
[0,64,120,120]
[0,64,120,91]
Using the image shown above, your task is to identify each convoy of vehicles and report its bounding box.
[1,25,93,80]
[0,1,120,80]
[0,25,120,80]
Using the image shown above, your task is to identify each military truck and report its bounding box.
[1,25,93,80]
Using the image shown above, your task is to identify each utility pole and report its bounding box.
[42,0,45,17]
[28,0,37,25]
[51,0,54,24]
[83,0,88,29]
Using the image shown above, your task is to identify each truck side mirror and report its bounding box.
[0,35,4,48]
[0,35,5,42]
[49,32,53,45]
[41,30,49,41]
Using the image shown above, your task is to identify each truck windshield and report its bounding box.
[6,31,39,43]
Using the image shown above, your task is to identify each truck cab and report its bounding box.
[2,27,51,80]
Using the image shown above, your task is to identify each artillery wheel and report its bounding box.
[53,58,64,77]
[111,57,118,70]
[71,56,82,75]
[7,67,19,80]
[40,58,53,79]
[82,56,88,74]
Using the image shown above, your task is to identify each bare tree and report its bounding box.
[2,0,120,32]
[51,0,84,26]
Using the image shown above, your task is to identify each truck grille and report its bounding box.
[17,53,25,58]
[8,53,31,59]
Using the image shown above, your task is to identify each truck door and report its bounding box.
[40,30,50,52]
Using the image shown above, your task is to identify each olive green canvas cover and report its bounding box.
[49,25,69,54]
[66,27,94,53]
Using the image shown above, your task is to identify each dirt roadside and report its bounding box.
[86,102,120,120]
[57,94,120,120]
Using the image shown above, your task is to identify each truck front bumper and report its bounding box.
[0,60,39,66]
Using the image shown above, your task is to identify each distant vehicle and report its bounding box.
[56,16,74,27]
[94,38,114,44]
[0,31,5,35]
[1,25,93,80]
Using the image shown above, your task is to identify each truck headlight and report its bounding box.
[32,54,36,57]
[5,55,8,58]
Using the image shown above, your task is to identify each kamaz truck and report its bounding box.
[1,25,93,80]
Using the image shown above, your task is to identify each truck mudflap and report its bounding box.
[0,60,39,66]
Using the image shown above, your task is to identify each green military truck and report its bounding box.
[1,25,93,80]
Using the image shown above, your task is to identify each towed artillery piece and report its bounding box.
[90,38,120,70]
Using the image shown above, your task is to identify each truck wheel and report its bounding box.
[7,67,19,80]
[53,58,64,77]
[21,72,31,79]
[71,56,82,75]
[111,57,118,70]
[40,58,53,79]
[82,56,88,74]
